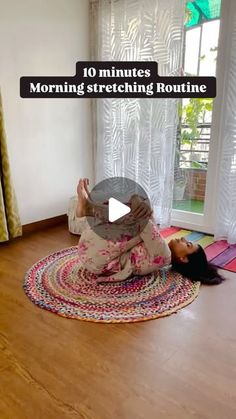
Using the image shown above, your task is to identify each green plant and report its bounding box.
[177,97,213,169]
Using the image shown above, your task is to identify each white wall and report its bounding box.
[0,0,93,224]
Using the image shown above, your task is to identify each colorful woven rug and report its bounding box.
[161,227,236,273]
[23,246,200,323]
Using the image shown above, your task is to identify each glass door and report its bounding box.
[172,0,222,234]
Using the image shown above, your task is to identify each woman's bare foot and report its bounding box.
[83,178,91,199]
[76,179,93,217]
[76,178,111,220]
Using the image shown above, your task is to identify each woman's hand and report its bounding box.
[132,200,152,219]
[129,195,152,219]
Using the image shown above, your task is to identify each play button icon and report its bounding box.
[86,176,151,241]
[108,197,131,222]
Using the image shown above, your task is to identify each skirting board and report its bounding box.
[23,214,68,236]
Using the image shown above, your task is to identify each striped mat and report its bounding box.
[160,227,236,273]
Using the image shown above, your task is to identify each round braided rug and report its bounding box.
[23,246,200,323]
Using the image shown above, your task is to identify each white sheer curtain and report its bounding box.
[90,0,184,227]
[215,4,236,244]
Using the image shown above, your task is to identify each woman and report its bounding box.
[76,178,224,285]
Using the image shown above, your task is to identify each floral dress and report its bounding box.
[77,216,171,282]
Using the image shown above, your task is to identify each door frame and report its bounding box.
[171,0,232,235]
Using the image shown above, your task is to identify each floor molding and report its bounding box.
[22,214,67,236]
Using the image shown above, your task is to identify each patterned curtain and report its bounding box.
[215,3,236,244]
[90,0,185,227]
[0,91,22,242]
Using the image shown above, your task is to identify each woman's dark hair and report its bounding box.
[172,245,225,285]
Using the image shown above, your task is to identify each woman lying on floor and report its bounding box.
[76,178,224,285]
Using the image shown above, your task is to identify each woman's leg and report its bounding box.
[77,179,142,274]
[94,220,171,283]
[79,227,142,274]
[76,179,170,280]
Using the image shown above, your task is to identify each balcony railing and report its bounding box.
[179,123,211,169]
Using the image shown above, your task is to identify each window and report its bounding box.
[173,0,222,212]
[179,2,221,170]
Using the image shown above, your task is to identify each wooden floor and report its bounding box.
[0,223,236,419]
